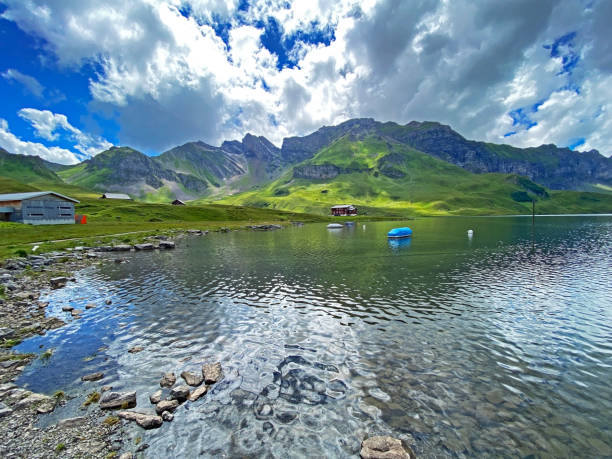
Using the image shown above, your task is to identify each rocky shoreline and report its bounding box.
[0,226,415,458]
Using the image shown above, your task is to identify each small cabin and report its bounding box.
[0,191,79,225]
[171,199,185,206]
[331,204,357,216]
[101,193,131,200]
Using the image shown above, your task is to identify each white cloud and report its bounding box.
[17,108,113,157]
[2,0,611,156]
[0,118,80,165]
[1,68,45,97]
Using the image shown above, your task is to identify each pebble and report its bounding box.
[149,390,162,404]
[85,303,96,309]
[128,346,144,354]
[360,436,414,459]
[162,411,174,422]
[105,299,112,305]
[180,370,203,386]
[188,385,208,402]
[117,411,162,429]
[61,305,74,312]
[81,372,104,382]
[155,399,179,415]
[170,385,190,403]
[160,372,176,388]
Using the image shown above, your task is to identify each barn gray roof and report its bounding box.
[0,191,79,203]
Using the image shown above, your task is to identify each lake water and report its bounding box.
[16,216,612,457]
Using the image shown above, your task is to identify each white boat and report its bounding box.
[327,223,344,229]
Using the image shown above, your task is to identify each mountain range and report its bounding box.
[1,119,611,215]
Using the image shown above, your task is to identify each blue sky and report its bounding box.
[0,0,611,164]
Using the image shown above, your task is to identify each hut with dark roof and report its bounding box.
[171,199,185,205]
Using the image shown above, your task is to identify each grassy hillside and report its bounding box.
[0,149,65,185]
[213,136,612,216]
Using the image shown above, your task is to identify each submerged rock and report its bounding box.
[180,371,203,387]
[360,436,414,459]
[202,362,222,384]
[134,244,154,251]
[117,411,163,429]
[61,305,74,312]
[155,399,178,415]
[81,372,104,382]
[111,245,132,252]
[100,391,137,410]
[85,303,96,309]
[160,373,176,388]
[169,385,190,403]
[158,241,175,249]
[161,411,174,422]
[188,385,208,402]
[128,346,144,354]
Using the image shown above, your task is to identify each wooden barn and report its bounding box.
[0,191,79,225]
[171,199,186,205]
[331,204,357,216]
[101,193,131,200]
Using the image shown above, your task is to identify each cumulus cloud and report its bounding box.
[17,108,113,157]
[0,118,80,164]
[1,68,45,97]
[2,0,611,156]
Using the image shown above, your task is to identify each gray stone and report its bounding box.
[58,416,87,428]
[155,399,179,415]
[188,385,208,402]
[61,305,74,312]
[158,241,175,249]
[101,385,113,393]
[169,385,190,402]
[14,393,52,410]
[85,303,96,309]
[119,453,134,459]
[149,390,162,404]
[202,362,222,384]
[0,402,12,418]
[100,391,137,410]
[134,243,155,251]
[0,327,15,340]
[71,309,83,317]
[105,299,113,305]
[36,403,55,414]
[50,277,68,289]
[160,372,176,388]
[180,370,203,387]
[117,411,162,429]
[128,346,144,354]
[161,411,174,422]
[111,245,132,251]
[360,436,413,459]
[81,372,104,382]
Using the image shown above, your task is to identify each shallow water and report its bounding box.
[16,216,612,457]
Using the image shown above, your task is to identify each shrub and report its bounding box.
[511,191,532,202]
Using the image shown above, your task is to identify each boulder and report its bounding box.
[169,385,190,402]
[202,362,222,384]
[158,241,175,249]
[188,385,208,402]
[117,411,163,429]
[58,416,87,428]
[134,243,155,251]
[155,399,179,415]
[160,372,176,388]
[180,371,203,387]
[50,277,68,289]
[149,390,162,404]
[81,372,104,382]
[100,391,137,410]
[360,436,414,459]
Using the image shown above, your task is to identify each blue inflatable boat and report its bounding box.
[387,227,413,238]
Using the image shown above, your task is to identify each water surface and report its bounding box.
[16,216,612,457]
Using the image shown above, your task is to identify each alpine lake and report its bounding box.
[14,216,612,458]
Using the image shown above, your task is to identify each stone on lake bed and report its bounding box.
[180,370,203,386]
[105,299,112,305]
[155,399,179,415]
[158,241,175,249]
[202,362,222,384]
[81,372,104,382]
[85,303,96,309]
[188,385,208,402]
[71,309,83,317]
[162,411,174,422]
[57,416,87,428]
[61,305,74,312]
[360,436,414,459]
[14,393,52,410]
[36,403,55,414]
[100,391,137,410]
[128,346,144,353]
[170,385,190,402]
[149,390,162,404]
[111,245,132,251]
[117,411,163,429]
[160,372,176,388]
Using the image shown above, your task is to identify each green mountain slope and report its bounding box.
[0,148,65,185]
[213,136,612,216]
